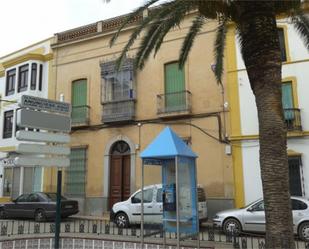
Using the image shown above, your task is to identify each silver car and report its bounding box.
[213,196,309,241]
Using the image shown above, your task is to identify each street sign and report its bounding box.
[0,158,15,167]
[16,144,70,156]
[19,95,71,114]
[17,109,71,132]
[16,130,70,144]
[14,156,70,167]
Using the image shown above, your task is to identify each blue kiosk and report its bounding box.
[140,127,200,248]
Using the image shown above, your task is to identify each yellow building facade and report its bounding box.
[45,13,234,216]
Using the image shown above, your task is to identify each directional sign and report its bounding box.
[14,156,70,167]
[17,109,71,132]
[16,131,70,144]
[19,95,71,114]
[16,144,70,156]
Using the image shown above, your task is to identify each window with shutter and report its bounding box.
[71,79,88,124]
[164,62,186,112]
[66,148,87,196]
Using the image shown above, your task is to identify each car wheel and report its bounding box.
[298,222,309,241]
[115,212,129,228]
[0,209,6,219]
[223,218,242,235]
[34,209,46,222]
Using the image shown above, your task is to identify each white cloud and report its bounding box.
[0,0,144,57]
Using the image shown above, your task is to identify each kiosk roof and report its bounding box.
[140,127,197,159]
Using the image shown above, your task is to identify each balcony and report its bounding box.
[284,108,302,132]
[102,99,135,123]
[157,90,192,117]
[71,105,90,127]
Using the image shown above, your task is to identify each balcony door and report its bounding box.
[282,81,294,123]
[72,79,87,124]
[164,62,185,112]
[288,156,302,196]
[109,141,131,209]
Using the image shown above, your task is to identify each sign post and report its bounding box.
[55,169,62,249]
[16,95,71,249]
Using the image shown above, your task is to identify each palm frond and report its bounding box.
[109,0,160,47]
[291,11,309,50]
[179,15,206,69]
[213,18,227,84]
[123,1,196,69]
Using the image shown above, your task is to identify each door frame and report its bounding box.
[103,136,136,210]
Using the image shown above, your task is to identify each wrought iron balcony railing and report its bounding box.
[284,108,302,131]
[157,90,192,115]
[71,105,90,126]
[102,99,135,123]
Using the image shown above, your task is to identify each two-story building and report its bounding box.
[47,12,234,216]
[227,17,309,207]
[0,38,54,200]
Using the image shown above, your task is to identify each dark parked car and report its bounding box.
[0,192,79,222]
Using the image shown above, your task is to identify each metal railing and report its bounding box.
[284,108,302,131]
[157,90,192,115]
[102,99,135,123]
[71,105,90,126]
[0,219,308,249]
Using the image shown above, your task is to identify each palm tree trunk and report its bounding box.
[236,2,295,249]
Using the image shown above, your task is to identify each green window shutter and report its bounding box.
[72,79,87,123]
[164,63,185,111]
[32,167,42,192]
[66,148,86,196]
[282,82,294,120]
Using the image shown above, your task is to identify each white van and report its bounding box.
[110,184,208,228]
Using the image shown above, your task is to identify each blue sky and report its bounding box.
[0,0,145,57]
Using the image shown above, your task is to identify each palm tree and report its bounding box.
[105,0,309,248]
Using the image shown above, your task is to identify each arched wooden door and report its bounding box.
[109,141,131,209]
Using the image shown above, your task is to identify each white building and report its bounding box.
[0,38,54,199]
[226,18,309,207]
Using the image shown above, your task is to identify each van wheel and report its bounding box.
[298,222,309,241]
[115,212,129,228]
[223,218,242,235]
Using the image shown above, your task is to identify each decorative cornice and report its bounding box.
[2,53,53,69]
[230,131,309,141]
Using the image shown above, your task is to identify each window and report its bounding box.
[282,81,294,119]
[30,63,37,90]
[164,62,186,112]
[66,148,86,196]
[251,201,264,211]
[278,28,287,62]
[18,64,29,92]
[3,110,13,138]
[16,194,29,202]
[291,199,307,210]
[102,59,134,102]
[289,156,303,196]
[38,64,43,91]
[156,188,163,203]
[28,194,40,202]
[6,69,16,96]
[132,189,153,203]
[3,168,13,197]
[71,79,88,124]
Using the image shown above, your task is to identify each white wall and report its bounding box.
[236,20,309,205]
